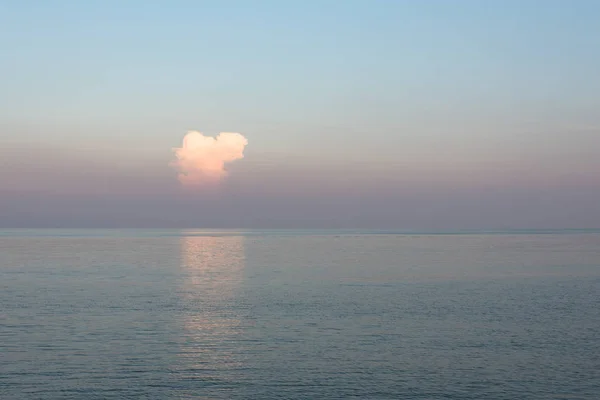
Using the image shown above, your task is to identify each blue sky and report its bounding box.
[1,1,600,228]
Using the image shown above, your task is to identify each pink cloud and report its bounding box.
[171,131,248,186]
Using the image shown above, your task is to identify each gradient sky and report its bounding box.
[1,0,600,229]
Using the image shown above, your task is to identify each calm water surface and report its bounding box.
[1,230,599,399]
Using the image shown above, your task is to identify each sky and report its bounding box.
[1,0,600,229]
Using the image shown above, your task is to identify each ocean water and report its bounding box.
[1,230,599,399]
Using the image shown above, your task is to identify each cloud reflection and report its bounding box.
[177,235,246,378]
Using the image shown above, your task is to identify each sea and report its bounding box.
[1,229,599,399]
